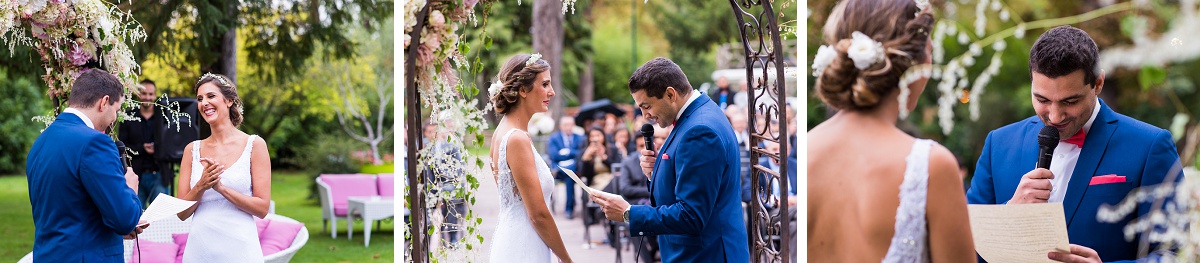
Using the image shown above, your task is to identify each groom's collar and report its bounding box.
[62,108,96,130]
[674,90,702,124]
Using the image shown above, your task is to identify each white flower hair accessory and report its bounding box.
[847,31,886,70]
[913,0,930,12]
[198,72,231,87]
[488,81,504,98]
[811,45,837,77]
[526,53,542,67]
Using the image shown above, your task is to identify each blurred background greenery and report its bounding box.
[807,0,1200,182]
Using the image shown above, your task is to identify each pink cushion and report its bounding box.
[319,174,378,216]
[129,239,177,263]
[171,233,188,263]
[259,219,304,255]
[256,217,269,236]
[378,174,395,197]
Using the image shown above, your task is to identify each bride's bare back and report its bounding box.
[807,113,975,262]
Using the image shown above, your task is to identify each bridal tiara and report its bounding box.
[197,72,232,87]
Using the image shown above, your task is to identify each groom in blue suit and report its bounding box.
[967,26,1182,262]
[592,57,749,262]
[27,69,146,262]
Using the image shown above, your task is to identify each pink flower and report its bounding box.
[418,44,436,65]
[463,0,479,10]
[68,42,91,66]
[429,10,445,27]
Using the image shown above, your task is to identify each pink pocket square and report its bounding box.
[1089,174,1126,185]
[662,153,670,160]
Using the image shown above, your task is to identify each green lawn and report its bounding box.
[0,171,394,263]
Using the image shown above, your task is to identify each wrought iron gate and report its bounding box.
[728,0,791,262]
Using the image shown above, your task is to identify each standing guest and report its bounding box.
[28,69,146,262]
[120,79,165,206]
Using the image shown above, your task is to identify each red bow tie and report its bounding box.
[1064,129,1087,147]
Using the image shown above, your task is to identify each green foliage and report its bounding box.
[0,69,47,174]
[1140,65,1168,91]
[460,0,592,106]
[287,132,364,200]
[127,0,393,83]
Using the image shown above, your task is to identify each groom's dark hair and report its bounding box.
[1029,26,1100,86]
[628,57,692,99]
[68,69,125,109]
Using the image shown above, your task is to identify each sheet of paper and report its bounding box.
[968,203,1071,263]
[558,166,602,196]
[138,193,197,226]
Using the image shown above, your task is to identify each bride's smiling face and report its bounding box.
[196,83,232,125]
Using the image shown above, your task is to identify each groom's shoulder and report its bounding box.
[1110,110,1168,137]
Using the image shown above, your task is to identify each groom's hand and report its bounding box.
[1010,168,1054,204]
[639,149,657,180]
[123,222,149,239]
[1048,244,1101,263]
[591,192,630,222]
[124,168,139,193]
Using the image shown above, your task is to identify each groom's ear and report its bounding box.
[664,86,676,101]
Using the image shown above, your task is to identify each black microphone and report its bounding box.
[1037,126,1060,169]
[641,123,655,151]
[115,141,132,169]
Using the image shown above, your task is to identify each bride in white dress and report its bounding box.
[176,73,273,262]
[487,54,574,263]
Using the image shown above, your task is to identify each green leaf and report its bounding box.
[477,234,485,243]
[484,35,493,49]
[1138,65,1167,90]
[1120,15,1147,39]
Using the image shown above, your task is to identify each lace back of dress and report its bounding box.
[495,129,522,207]
[882,139,933,263]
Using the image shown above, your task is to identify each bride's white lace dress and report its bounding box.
[183,135,264,262]
[490,129,555,262]
[882,139,933,263]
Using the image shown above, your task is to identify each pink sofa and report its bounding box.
[315,174,380,238]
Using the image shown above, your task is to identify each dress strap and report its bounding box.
[882,139,934,263]
[242,135,258,156]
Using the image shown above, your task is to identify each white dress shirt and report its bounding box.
[674,90,703,124]
[62,108,96,130]
[1047,98,1102,203]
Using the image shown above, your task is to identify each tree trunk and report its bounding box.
[580,58,594,103]
[218,28,238,83]
[533,0,565,118]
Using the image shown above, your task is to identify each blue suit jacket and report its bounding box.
[547,131,586,173]
[967,100,1182,262]
[27,113,143,262]
[628,94,750,262]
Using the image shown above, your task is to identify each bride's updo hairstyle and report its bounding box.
[491,54,550,116]
[815,0,934,111]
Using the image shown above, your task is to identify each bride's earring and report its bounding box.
[897,83,911,120]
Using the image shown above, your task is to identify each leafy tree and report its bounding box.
[0,69,48,174]
[120,0,392,83]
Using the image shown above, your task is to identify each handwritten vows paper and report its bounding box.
[138,193,196,226]
[967,203,1070,263]
[559,166,602,196]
